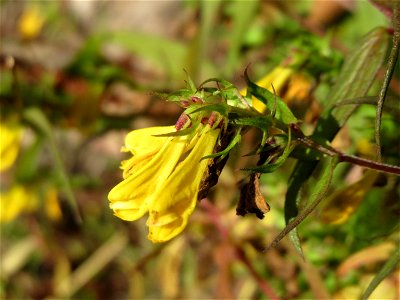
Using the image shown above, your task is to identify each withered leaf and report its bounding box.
[237,173,270,219]
[198,126,236,200]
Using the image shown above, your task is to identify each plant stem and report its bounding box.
[375,4,400,161]
[297,135,400,175]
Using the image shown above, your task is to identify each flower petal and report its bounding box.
[108,135,188,221]
[121,151,157,179]
[147,126,220,242]
[123,126,175,155]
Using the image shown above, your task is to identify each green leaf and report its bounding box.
[164,89,196,102]
[200,77,237,90]
[267,156,339,256]
[188,103,230,117]
[23,107,82,224]
[243,129,294,173]
[314,27,390,140]
[109,31,186,80]
[229,116,272,131]
[244,69,298,125]
[202,129,241,160]
[199,77,252,109]
[15,136,44,183]
[361,248,400,300]
[284,27,390,247]
[333,95,400,119]
[184,70,197,92]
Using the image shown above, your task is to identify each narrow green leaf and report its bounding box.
[266,156,339,256]
[184,70,197,92]
[202,130,241,160]
[23,108,82,223]
[243,129,294,173]
[333,95,400,118]
[200,77,237,90]
[244,69,298,125]
[230,116,272,131]
[164,89,196,102]
[15,136,44,183]
[188,103,230,117]
[361,248,400,300]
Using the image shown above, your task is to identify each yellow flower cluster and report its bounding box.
[0,185,62,223]
[0,117,62,223]
[108,124,220,243]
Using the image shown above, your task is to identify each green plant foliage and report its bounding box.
[284,26,390,257]
[1,1,399,299]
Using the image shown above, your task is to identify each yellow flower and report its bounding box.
[0,185,38,223]
[18,7,45,40]
[108,124,220,242]
[45,186,63,222]
[0,184,62,223]
[0,118,22,172]
[147,126,220,242]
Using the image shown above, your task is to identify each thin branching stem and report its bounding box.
[297,135,400,175]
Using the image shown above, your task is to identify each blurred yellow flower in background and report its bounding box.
[0,118,23,172]
[0,184,62,223]
[241,66,317,122]
[108,124,220,243]
[18,6,45,40]
[0,116,62,223]
[0,185,37,223]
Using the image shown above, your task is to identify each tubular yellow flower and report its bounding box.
[108,120,222,243]
[147,125,220,242]
[108,127,189,221]
[0,118,22,172]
